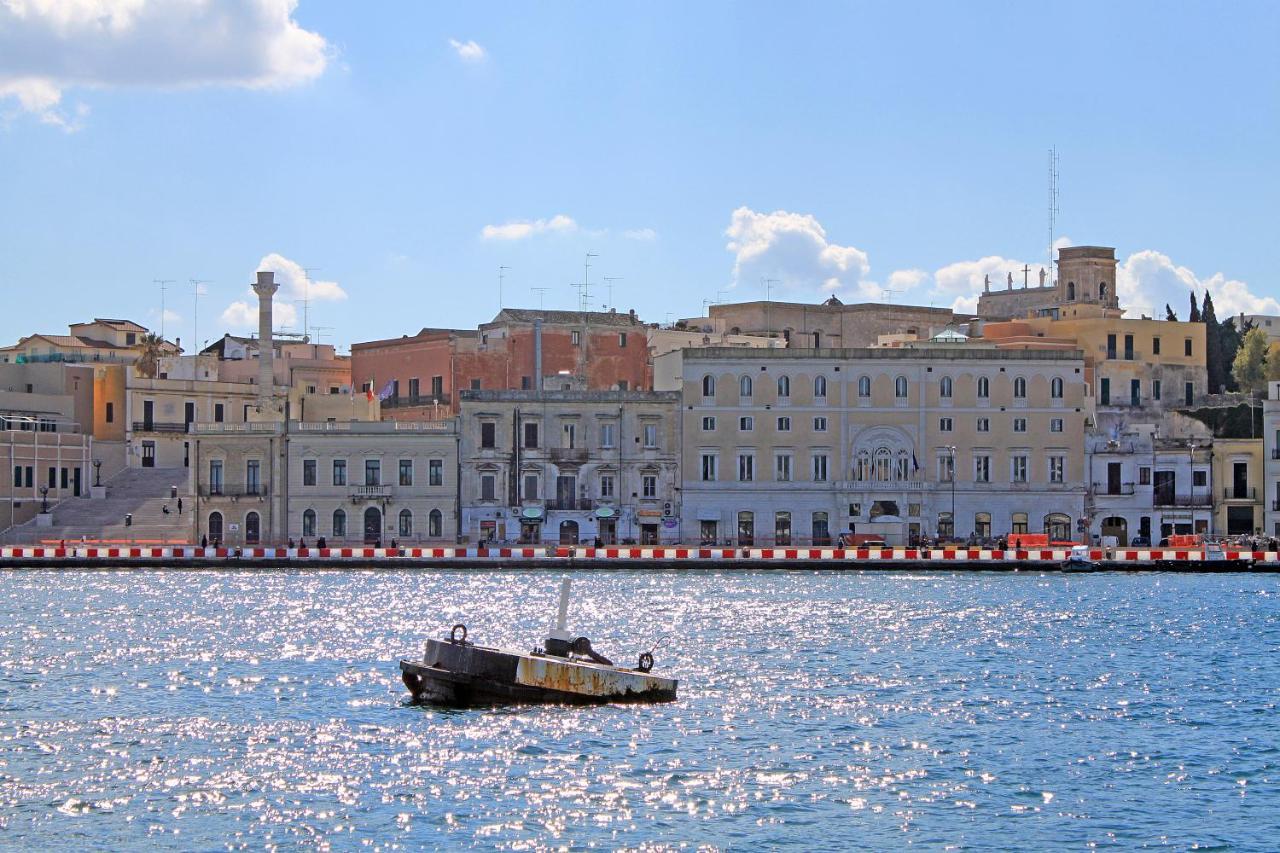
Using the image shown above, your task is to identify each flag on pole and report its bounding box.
[377,379,396,401]
[365,383,374,402]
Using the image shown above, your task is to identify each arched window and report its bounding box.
[813,375,827,398]
[1099,281,1108,301]
[737,511,755,546]
[245,511,260,544]
[1067,281,1076,301]
[428,509,442,538]
[739,375,753,398]
[855,450,871,481]
[895,451,910,481]
[858,376,871,398]
[940,376,952,398]
[1014,377,1027,398]
[894,376,908,399]
[332,508,346,538]
[1051,377,1064,399]
[302,508,316,537]
[702,375,716,397]
[1011,512,1028,534]
[977,377,990,398]
[207,511,223,544]
[974,512,992,538]
[777,375,790,397]
[398,508,413,537]
[1044,513,1071,541]
[874,448,892,482]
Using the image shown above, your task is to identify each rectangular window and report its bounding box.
[246,460,261,493]
[738,453,754,482]
[1049,456,1065,483]
[521,376,531,390]
[1013,418,1027,433]
[214,403,224,423]
[739,416,753,431]
[642,474,656,497]
[1139,466,1151,485]
[523,473,539,500]
[701,416,716,431]
[408,378,419,399]
[209,459,223,493]
[938,454,955,482]
[775,454,793,482]
[619,332,628,348]
[470,378,481,390]
[600,474,614,498]
[399,459,413,486]
[562,423,576,449]
[701,453,718,481]
[1106,333,1117,359]
[1185,382,1194,406]
[1193,470,1207,487]
[481,475,495,501]
[600,422,616,448]
[977,417,990,432]
[1153,380,1162,401]
[481,422,496,448]
[1185,338,1193,357]
[571,330,581,346]
[1100,377,1111,405]
[643,423,658,448]
[812,454,828,482]
[1051,418,1064,433]
[429,459,443,486]
[524,422,539,448]
[303,459,316,486]
[105,402,114,423]
[1011,455,1028,482]
[1124,334,1134,360]
[332,459,347,486]
[776,417,791,432]
[1152,337,1161,356]
[431,376,443,397]
[940,417,953,432]
[365,459,380,486]
[974,454,990,483]
[617,380,628,391]
[813,416,827,432]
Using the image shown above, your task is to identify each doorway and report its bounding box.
[141,441,156,468]
[559,519,579,544]
[363,507,382,543]
[640,524,658,545]
[1100,516,1128,545]
[245,511,260,544]
[598,518,616,545]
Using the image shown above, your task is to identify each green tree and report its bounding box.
[1189,291,1201,323]
[134,332,165,379]
[1165,303,1178,321]
[1232,327,1269,393]
[1267,342,1280,383]
[1201,292,1224,393]
[1219,316,1244,392]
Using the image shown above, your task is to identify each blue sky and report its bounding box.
[1,1,1277,351]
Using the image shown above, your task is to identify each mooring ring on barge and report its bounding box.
[637,652,654,673]
[450,623,468,644]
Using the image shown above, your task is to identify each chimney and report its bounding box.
[252,270,279,408]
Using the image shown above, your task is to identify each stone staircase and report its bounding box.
[0,465,195,544]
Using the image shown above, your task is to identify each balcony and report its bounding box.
[549,447,589,464]
[1092,482,1136,496]
[198,484,268,498]
[1223,487,1258,502]
[1153,493,1212,507]
[381,392,451,410]
[545,498,595,511]
[133,421,189,434]
[351,484,392,500]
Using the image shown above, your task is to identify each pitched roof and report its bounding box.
[490,308,646,327]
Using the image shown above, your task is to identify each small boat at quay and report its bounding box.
[1061,544,1098,573]
[400,578,678,706]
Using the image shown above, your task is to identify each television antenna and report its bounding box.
[498,265,511,309]
[190,279,211,354]
[531,287,550,309]
[301,266,321,340]
[154,279,174,338]
[602,276,622,309]
[309,325,334,344]
[571,252,598,311]
[1047,147,1059,270]
[882,287,902,304]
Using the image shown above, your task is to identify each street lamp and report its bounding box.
[38,485,49,514]
[93,459,102,487]
[1189,441,1199,536]
[945,445,957,543]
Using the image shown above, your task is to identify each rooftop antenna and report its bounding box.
[301,266,321,342]
[1047,146,1059,274]
[189,279,210,354]
[499,265,511,309]
[763,278,780,334]
[154,279,174,338]
[603,276,622,309]
[309,325,334,344]
[881,287,902,304]
[531,287,550,309]
[572,252,598,311]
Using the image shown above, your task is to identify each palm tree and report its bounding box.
[135,332,165,378]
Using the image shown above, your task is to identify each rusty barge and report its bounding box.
[400,578,678,706]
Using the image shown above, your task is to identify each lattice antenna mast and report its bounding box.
[531,287,550,309]
[154,279,174,338]
[498,265,511,309]
[572,252,598,311]
[190,279,211,354]
[309,325,334,344]
[1048,147,1060,273]
[301,266,321,341]
[603,276,622,309]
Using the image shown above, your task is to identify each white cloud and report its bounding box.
[0,0,329,128]
[448,38,486,63]
[724,207,870,294]
[931,255,1036,312]
[481,214,578,241]
[1053,235,1073,250]
[623,228,658,241]
[1117,250,1279,319]
[220,298,299,332]
[888,269,929,291]
[255,253,347,302]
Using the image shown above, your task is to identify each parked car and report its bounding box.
[1129,535,1150,546]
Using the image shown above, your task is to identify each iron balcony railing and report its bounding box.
[351,484,392,500]
[545,498,595,511]
[198,484,268,498]
[1153,493,1212,507]
[133,421,190,433]
[1223,487,1257,501]
[1092,482,1136,496]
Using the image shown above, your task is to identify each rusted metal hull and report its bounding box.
[400,639,677,707]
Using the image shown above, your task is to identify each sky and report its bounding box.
[1,1,1278,352]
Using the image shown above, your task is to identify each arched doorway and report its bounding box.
[1100,516,1128,545]
[1043,513,1070,542]
[559,519,579,545]
[245,511,260,544]
[363,507,382,543]
[207,511,223,545]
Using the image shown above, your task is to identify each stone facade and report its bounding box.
[1265,382,1280,537]
[1213,438,1264,536]
[458,390,681,545]
[704,301,958,349]
[657,345,1088,546]
[1085,429,1214,545]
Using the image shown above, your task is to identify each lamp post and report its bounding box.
[93,458,102,487]
[38,485,49,514]
[946,445,957,543]
[1189,441,1199,536]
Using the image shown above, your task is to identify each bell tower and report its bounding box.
[1056,246,1119,311]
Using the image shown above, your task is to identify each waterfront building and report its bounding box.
[655,344,1087,546]
[1085,427,1214,544]
[1266,382,1280,538]
[351,308,652,421]
[457,389,680,545]
[1212,437,1264,537]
